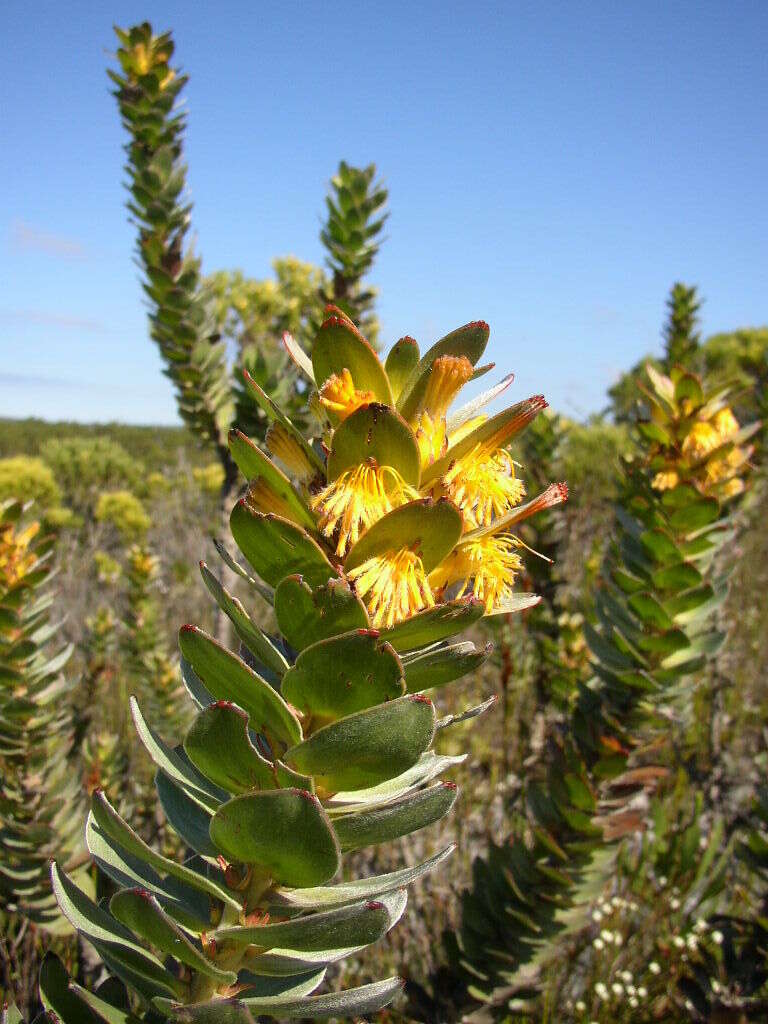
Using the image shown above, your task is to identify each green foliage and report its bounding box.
[95,491,151,539]
[320,161,388,344]
[40,436,143,510]
[663,282,701,368]
[110,23,234,459]
[0,501,86,931]
[0,456,61,508]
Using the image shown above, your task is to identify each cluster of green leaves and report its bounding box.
[440,291,759,1019]
[0,501,86,930]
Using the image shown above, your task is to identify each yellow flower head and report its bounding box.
[347,547,434,628]
[0,520,40,588]
[713,406,740,440]
[430,534,523,613]
[438,446,525,528]
[319,368,375,422]
[266,424,316,483]
[652,469,680,492]
[310,462,417,557]
[682,420,721,460]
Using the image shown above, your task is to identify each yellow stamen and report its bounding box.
[721,477,745,499]
[319,368,375,421]
[310,462,417,557]
[266,423,315,483]
[438,446,525,528]
[414,411,447,467]
[347,548,434,627]
[0,520,40,588]
[430,534,522,613]
[422,356,474,419]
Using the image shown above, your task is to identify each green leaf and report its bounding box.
[379,597,484,651]
[327,752,465,812]
[199,563,289,678]
[109,889,236,984]
[228,430,315,530]
[398,320,490,420]
[327,403,421,486]
[230,502,335,589]
[333,783,457,851]
[85,814,212,933]
[385,336,419,401]
[268,845,454,911]
[178,626,301,749]
[89,791,240,911]
[213,891,402,952]
[667,497,720,533]
[184,702,287,794]
[165,977,403,1021]
[285,694,436,791]
[209,790,340,887]
[651,561,702,592]
[155,771,218,859]
[421,395,547,486]
[403,640,491,691]
[50,865,183,1000]
[281,630,405,723]
[242,370,323,475]
[274,576,369,650]
[344,498,463,574]
[673,372,703,405]
[130,697,226,812]
[312,315,393,405]
[39,953,121,1024]
[627,592,674,631]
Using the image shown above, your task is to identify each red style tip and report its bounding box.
[442,781,458,791]
[180,623,197,634]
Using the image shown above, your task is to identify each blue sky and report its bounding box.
[2,1,766,425]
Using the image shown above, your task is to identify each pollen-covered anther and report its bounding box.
[347,547,435,628]
[310,462,417,557]
[266,423,315,482]
[440,447,526,528]
[430,534,523,613]
[319,367,375,421]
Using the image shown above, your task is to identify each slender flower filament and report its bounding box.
[311,462,417,556]
[430,534,523,612]
[347,548,434,627]
[439,446,525,528]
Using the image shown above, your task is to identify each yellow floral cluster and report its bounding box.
[652,403,750,500]
[0,517,40,589]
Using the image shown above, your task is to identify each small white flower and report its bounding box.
[613,932,623,946]
[600,929,614,942]
[593,937,605,951]
[659,875,668,886]
[595,982,609,1000]
[575,1000,586,1013]
[687,934,698,951]
[694,917,707,933]
[649,961,661,975]
[611,896,622,908]
[712,929,724,945]
[673,935,686,949]
[629,901,639,911]
[637,986,648,997]
[620,970,632,984]
[629,996,639,1009]
[627,984,636,996]
[670,897,681,910]
[592,909,603,923]
[601,902,613,915]
[711,980,721,994]
[611,982,624,997]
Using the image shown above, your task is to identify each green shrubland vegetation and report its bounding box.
[1,21,766,1024]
